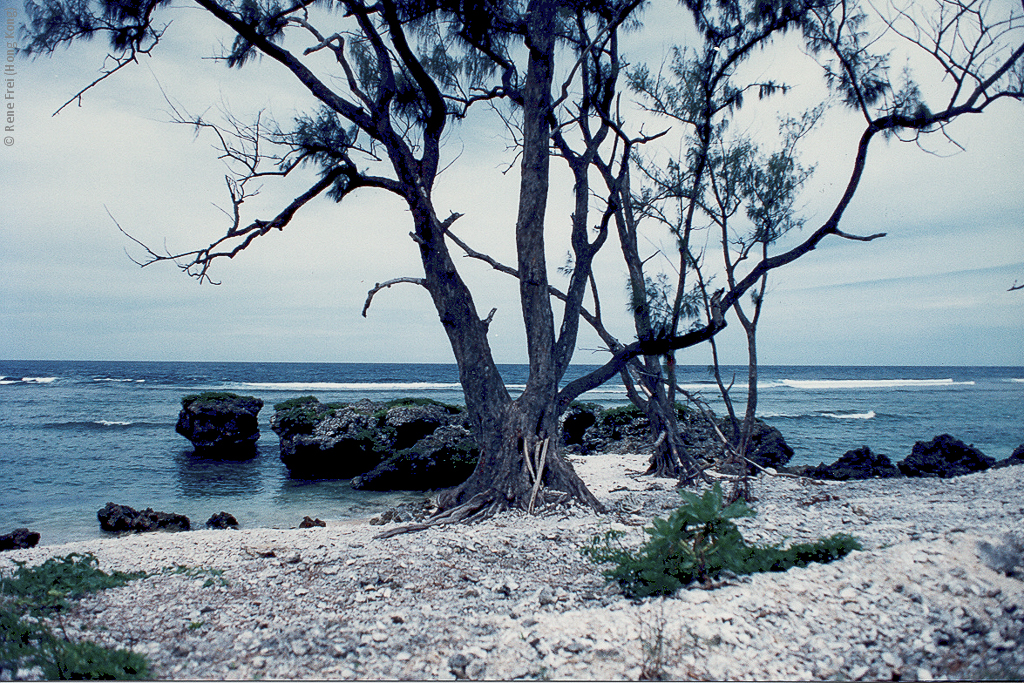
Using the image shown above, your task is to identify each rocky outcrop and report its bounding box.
[351,424,479,491]
[206,512,239,529]
[176,392,262,458]
[561,403,794,470]
[271,397,477,489]
[299,516,326,528]
[993,442,1024,469]
[0,527,41,551]
[897,434,996,478]
[271,398,389,479]
[98,502,191,533]
[796,446,902,480]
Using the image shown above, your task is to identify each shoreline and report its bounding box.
[2,454,1023,680]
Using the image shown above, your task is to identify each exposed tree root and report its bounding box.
[374,491,500,540]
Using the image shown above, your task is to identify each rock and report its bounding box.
[271,397,478,485]
[898,434,996,478]
[383,403,458,450]
[369,500,435,525]
[799,446,902,480]
[978,531,1024,578]
[741,419,795,470]
[205,512,239,529]
[351,424,478,491]
[561,403,600,450]
[175,392,263,458]
[98,502,190,533]
[448,654,470,679]
[299,516,326,528]
[270,398,390,479]
[0,527,41,551]
[992,443,1024,469]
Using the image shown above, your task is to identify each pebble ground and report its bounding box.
[2,453,1022,681]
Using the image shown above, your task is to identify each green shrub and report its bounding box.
[382,397,463,414]
[180,391,242,406]
[600,404,645,428]
[582,483,861,598]
[2,553,145,613]
[0,553,150,680]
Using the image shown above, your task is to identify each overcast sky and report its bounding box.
[2,0,1022,367]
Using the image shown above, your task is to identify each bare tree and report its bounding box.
[20,0,1023,525]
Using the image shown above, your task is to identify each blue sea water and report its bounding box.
[1,360,1022,546]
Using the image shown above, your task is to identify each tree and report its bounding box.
[588,0,1023,487]
[20,0,1024,523]
[21,0,652,518]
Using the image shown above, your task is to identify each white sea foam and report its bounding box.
[821,410,877,420]
[238,381,463,392]
[95,420,134,427]
[93,377,145,383]
[780,378,973,390]
[21,377,58,384]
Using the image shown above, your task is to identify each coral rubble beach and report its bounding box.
[2,453,1022,681]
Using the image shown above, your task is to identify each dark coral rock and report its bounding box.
[98,502,190,533]
[299,516,326,528]
[206,511,239,529]
[271,398,390,479]
[561,404,600,449]
[742,419,795,470]
[898,434,996,478]
[351,424,479,491]
[801,446,902,480]
[993,442,1024,469]
[176,392,263,458]
[0,528,41,551]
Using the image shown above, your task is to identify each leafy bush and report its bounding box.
[582,483,861,597]
[2,553,146,613]
[180,391,243,406]
[0,553,150,679]
[382,397,463,414]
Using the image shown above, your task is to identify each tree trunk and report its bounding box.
[429,0,602,515]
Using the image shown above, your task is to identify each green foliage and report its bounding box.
[162,565,229,588]
[600,404,645,429]
[582,483,861,598]
[2,553,146,614]
[0,553,150,679]
[382,397,464,414]
[272,395,333,433]
[180,391,243,407]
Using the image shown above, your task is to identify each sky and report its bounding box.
[2,0,1023,367]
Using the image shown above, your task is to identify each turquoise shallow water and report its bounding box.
[1,361,1021,545]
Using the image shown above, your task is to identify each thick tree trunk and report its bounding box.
[423,0,603,516]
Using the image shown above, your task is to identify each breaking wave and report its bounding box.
[778,378,973,390]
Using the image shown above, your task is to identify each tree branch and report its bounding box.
[362,277,428,316]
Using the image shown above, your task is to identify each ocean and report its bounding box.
[2,361,1021,546]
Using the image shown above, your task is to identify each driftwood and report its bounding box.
[373,492,497,540]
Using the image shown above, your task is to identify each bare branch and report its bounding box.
[53,26,165,116]
[835,228,887,241]
[362,277,428,317]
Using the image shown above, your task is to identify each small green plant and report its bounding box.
[382,397,463,413]
[163,564,229,588]
[181,391,243,406]
[582,483,861,597]
[0,553,150,680]
[2,553,146,613]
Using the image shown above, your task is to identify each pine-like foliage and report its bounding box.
[582,482,861,598]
